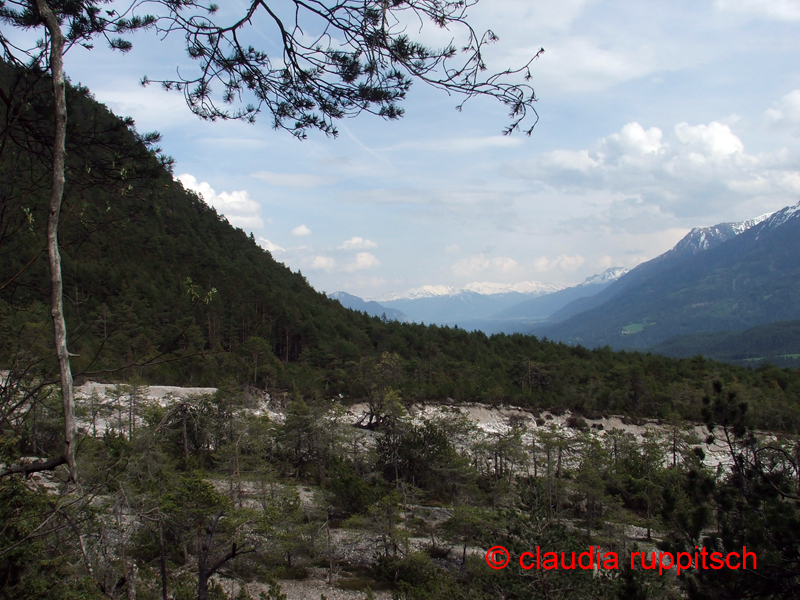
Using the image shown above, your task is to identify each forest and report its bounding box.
[1,59,800,600]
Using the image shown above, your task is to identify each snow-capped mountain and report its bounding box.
[578,267,629,287]
[669,213,770,256]
[368,273,625,330]
[463,281,563,296]
[371,280,564,325]
[485,267,630,328]
[377,285,460,302]
[377,280,561,302]
[755,201,800,237]
[542,199,800,350]
[547,213,774,326]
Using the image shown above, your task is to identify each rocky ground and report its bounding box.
[74,381,738,471]
[69,381,748,596]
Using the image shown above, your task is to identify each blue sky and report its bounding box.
[53,0,800,298]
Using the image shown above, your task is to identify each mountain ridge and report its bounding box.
[375,280,562,302]
[544,212,773,325]
[538,201,800,349]
[328,291,408,322]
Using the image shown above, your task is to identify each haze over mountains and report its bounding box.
[328,291,409,322]
[330,204,800,364]
[328,268,628,332]
[373,281,562,325]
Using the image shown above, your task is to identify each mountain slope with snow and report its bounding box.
[369,280,563,324]
[489,267,629,323]
[377,280,561,302]
[548,213,769,324]
[539,201,800,349]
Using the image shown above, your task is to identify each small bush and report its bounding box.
[423,544,450,560]
[273,565,309,580]
[566,416,588,431]
[336,577,391,592]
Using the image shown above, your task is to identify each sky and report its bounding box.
[47,0,800,298]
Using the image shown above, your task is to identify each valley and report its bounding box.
[2,16,800,599]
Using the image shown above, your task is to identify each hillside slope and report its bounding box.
[493,267,627,322]
[0,64,377,387]
[652,319,800,367]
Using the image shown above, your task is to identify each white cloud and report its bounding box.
[604,122,664,156]
[258,237,285,253]
[345,252,381,272]
[94,85,196,129]
[311,256,336,271]
[252,171,338,188]
[452,254,519,277]
[339,237,377,250]
[176,174,263,229]
[534,149,599,174]
[673,121,744,157]
[598,255,615,269]
[445,244,461,254]
[765,90,800,128]
[508,120,799,222]
[530,37,666,94]
[715,0,800,21]
[533,254,586,272]
[292,224,312,236]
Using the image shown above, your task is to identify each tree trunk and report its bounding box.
[182,405,189,460]
[326,508,333,584]
[198,512,250,600]
[35,0,77,482]
[126,563,137,600]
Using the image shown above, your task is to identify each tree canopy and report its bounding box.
[1,0,543,135]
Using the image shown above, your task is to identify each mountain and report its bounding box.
[328,291,407,321]
[538,203,800,349]
[492,267,628,322]
[369,270,629,333]
[444,267,629,335]
[0,63,386,387]
[547,216,768,324]
[375,281,562,324]
[378,280,561,302]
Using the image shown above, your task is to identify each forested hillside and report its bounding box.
[652,320,800,367]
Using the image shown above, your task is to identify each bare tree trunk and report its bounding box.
[126,563,137,600]
[35,0,77,483]
[182,404,189,460]
[326,508,333,584]
[197,511,253,600]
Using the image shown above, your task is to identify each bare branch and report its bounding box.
[0,454,67,479]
